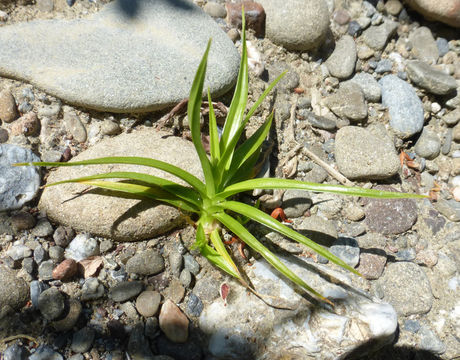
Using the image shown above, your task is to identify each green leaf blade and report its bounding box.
[207,88,220,166]
[219,178,429,199]
[188,39,216,196]
[214,211,330,303]
[15,156,207,196]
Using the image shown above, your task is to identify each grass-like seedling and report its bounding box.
[16,16,425,304]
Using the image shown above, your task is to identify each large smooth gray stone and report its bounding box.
[0,144,40,211]
[0,0,240,113]
[39,128,204,241]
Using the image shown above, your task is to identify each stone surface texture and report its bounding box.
[404,0,460,28]
[0,0,240,112]
[258,0,330,51]
[39,129,204,241]
[200,258,398,359]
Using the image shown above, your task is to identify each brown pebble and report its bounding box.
[226,1,266,37]
[332,9,351,25]
[11,112,40,136]
[356,251,387,280]
[52,258,78,281]
[0,89,18,123]
[159,299,189,343]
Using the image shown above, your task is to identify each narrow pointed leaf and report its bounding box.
[196,223,241,279]
[43,171,201,207]
[219,13,248,154]
[220,201,360,276]
[214,212,330,303]
[210,228,241,277]
[222,112,273,187]
[68,179,199,212]
[218,178,428,199]
[207,88,220,166]
[188,39,216,196]
[14,157,207,195]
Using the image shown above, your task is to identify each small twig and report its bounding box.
[0,334,39,346]
[303,147,354,187]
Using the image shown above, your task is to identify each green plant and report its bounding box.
[16,17,425,304]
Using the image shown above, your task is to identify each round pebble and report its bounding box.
[136,290,161,317]
[38,287,65,320]
[126,249,165,275]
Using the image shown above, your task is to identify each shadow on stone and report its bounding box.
[116,0,194,18]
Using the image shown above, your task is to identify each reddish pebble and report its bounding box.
[226,1,266,37]
[356,251,387,280]
[332,9,351,25]
[11,112,40,136]
[53,258,78,281]
[159,299,189,343]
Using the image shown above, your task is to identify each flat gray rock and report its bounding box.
[379,75,424,138]
[39,128,204,241]
[325,82,367,122]
[406,60,458,95]
[0,0,239,113]
[362,20,398,50]
[258,0,330,51]
[408,26,439,64]
[0,144,41,211]
[325,35,357,79]
[335,126,400,180]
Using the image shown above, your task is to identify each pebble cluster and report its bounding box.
[0,0,459,359]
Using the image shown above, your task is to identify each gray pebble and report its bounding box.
[433,199,460,222]
[441,129,452,155]
[414,129,441,159]
[362,20,398,50]
[374,58,393,73]
[0,144,41,211]
[48,246,65,262]
[409,26,438,64]
[325,35,357,79]
[379,75,424,138]
[406,60,457,95]
[330,237,360,267]
[128,323,155,360]
[109,281,144,302]
[183,254,200,276]
[38,287,65,320]
[168,251,183,278]
[395,248,416,261]
[18,101,32,113]
[10,211,36,231]
[378,262,433,316]
[0,265,29,316]
[37,103,61,118]
[282,189,312,218]
[298,110,336,131]
[404,319,421,333]
[30,280,48,308]
[38,260,54,280]
[31,218,54,237]
[203,2,227,18]
[3,343,29,360]
[268,62,299,92]
[348,21,362,36]
[53,226,74,247]
[344,72,381,102]
[29,345,63,360]
[34,245,47,264]
[99,239,114,253]
[81,277,105,301]
[442,108,460,126]
[324,82,367,122]
[436,37,450,57]
[136,290,161,317]
[101,119,121,136]
[22,257,35,274]
[145,317,159,339]
[179,269,192,288]
[71,327,95,353]
[186,293,203,317]
[0,128,8,143]
[126,249,165,275]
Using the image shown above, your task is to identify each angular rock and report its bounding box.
[81,277,105,301]
[408,26,439,64]
[109,281,143,302]
[379,75,424,138]
[378,262,433,316]
[128,323,155,360]
[28,346,63,360]
[258,0,330,51]
[159,299,189,343]
[200,258,398,359]
[0,266,29,317]
[65,233,99,262]
[363,185,418,235]
[362,20,398,50]
[39,129,203,241]
[325,35,357,79]
[330,237,360,268]
[344,72,381,102]
[0,144,41,211]
[335,126,400,180]
[281,189,312,218]
[52,259,78,281]
[406,60,457,95]
[356,251,387,280]
[324,83,367,122]
[404,0,460,28]
[225,1,266,38]
[0,0,239,113]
